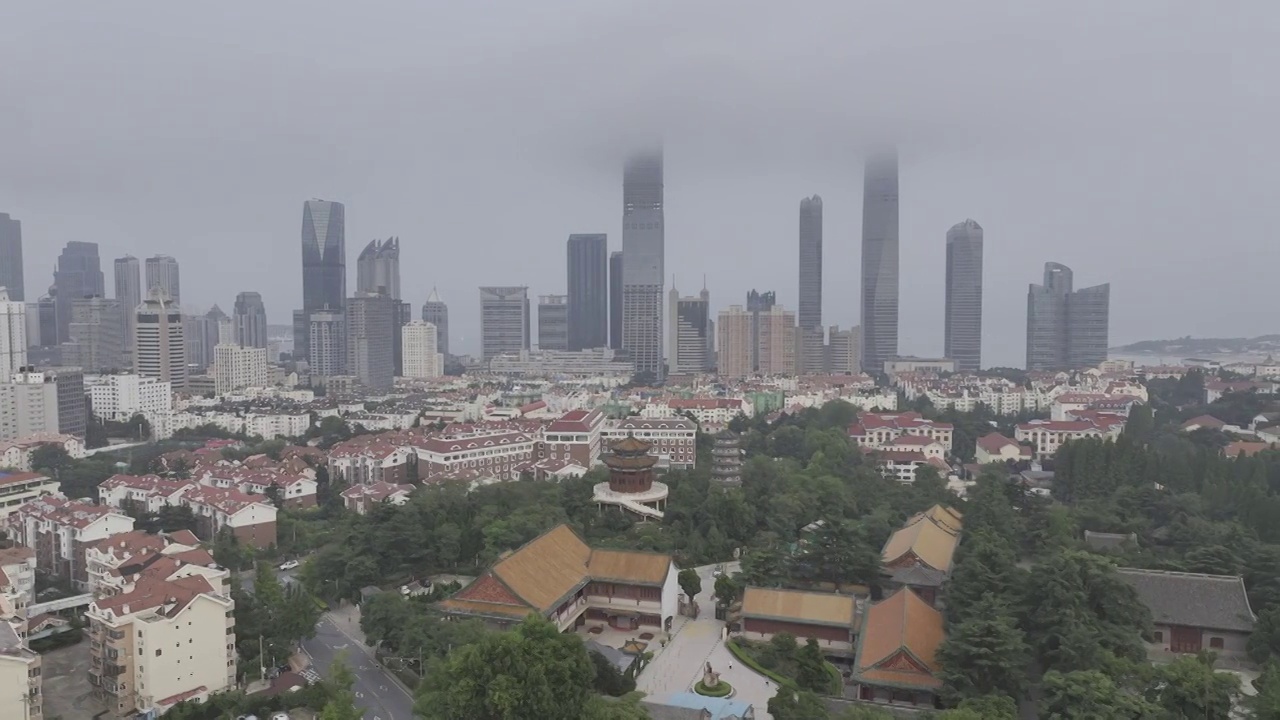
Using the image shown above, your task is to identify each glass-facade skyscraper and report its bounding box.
[1026,262,1110,370]
[53,241,105,345]
[798,195,823,373]
[295,199,346,364]
[566,234,608,351]
[860,149,899,374]
[621,148,664,380]
[0,213,23,301]
[944,219,984,372]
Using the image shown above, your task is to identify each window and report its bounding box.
[156,649,162,657]
[1153,631,1163,642]
[1210,637,1224,649]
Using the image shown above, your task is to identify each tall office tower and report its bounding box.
[669,286,711,375]
[0,213,23,301]
[52,241,105,344]
[46,367,86,438]
[798,195,824,373]
[421,288,450,358]
[860,149,899,373]
[757,307,797,376]
[479,286,530,362]
[186,305,230,372]
[537,295,569,351]
[356,237,400,298]
[944,219,984,372]
[609,252,623,350]
[62,297,124,372]
[295,199,346,363]
[114,255,142,366]
[716,306,753,379]
[0,369,60,441]
[392,301,411,376]
[621,148,665,380]
[135,287,186,390]
[307,310,346,379]
[702,285,715,369]
[402,320,443,379]
[233,291,269,348]
[30,295,57,348]
[0,288,26,378]
[346,294,396,390]
[144,254,181,306]
[746,290,776,372]
[827,325,862,375]
[567,234,608,350]
[1026,262,1110,370]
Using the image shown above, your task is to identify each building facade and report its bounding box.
[306,310,346,380]
[0,212,23,301]
[135,288,186,390]
[827,325,862,375]
[717,306,753,379]
[401,320,443,379]
[757,306,797,376]
[798,195,824,373]
[63,296,124,372]
[356,237,400,299]
[537,295,569,351]
[294,199,346,363]
[567,234,608,351]
[0,370,60,441]
[421,288,449,359]
[144,255,180,306]
[114,255,142,367]
[232,291,268,349]
[944,219,983,372]
[860,149,899,374]
[1026,262,1110,370]
[0,288,25,379]
[609,251,623,351]
[212,344,269,395]
[88,374,173,438]
[53,241,105,344]
[669,287,711,375]
[346,294,396,390]
[480,286,530,362]
[621,148,665,381]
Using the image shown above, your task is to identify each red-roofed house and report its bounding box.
[540,409,606,468]
[84,529,212,596]
[1180,415,1227,433]
[848,412,954,452]
[1015,414,1126,460]
[7,496,135,590]
[86,574,235,717]
[328,435,418,486]
[0,433,85,470]
[975,433,1033,465]
[341,482,414,514]
[179,485,277,549]
[0,470,61,520]
[601,417,697,470]
[413,427,538,483]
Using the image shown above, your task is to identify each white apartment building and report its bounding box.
[0,545,37,608]
[0,288,26,380]
[168,410,308,440]
[83,528,207,596]
[89,374,174,440]
[86,575,235,718]
[975,433,1033,464]
[402,320,443,379]
[601,417,698,470]
[0,621,41,720]
[0,434,86,471]
[1015,416,1126,460]
[212,344,270,395]
[414,428,538,483]
[848,412,955,453]
[7,496,136,590]
[0,471,60,520]
[488,348,634,378]
[0,370,60,442]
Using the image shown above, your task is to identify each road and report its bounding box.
[303,612,417,720]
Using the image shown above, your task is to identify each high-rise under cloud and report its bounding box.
[295,199,346,363]
[145,254,180,306]
[944,219,984,372]
[621,148,664,381]
[860,149,899,374]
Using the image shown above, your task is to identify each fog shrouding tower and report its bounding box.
[609,252,623,350]
[234,292,269,349]
[944,219,984,372]
[0,213,23,301]
[53,241,105,345]
[1025,262,1110,370]
[480,286,530,362]
[567,234,608,351]
[798,195,824,373]
[422,288,449,359]
[621,148,664,381]
[114,255,141,366]
[356,237,400,299]
[860,149,899,373]
[145,255,180,306]
[295,199,346,363]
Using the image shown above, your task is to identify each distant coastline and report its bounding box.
[1109,335,1280,365]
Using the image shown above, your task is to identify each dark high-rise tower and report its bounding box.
[346,293,396,390]
[53,241,105,344]
[621,148,664,380]
[295,199,346,363]
[422,288,449,359]
[609,252,623,350]
[567,234,608,351]
[1026,262,1109,370]
[0,213,24,301]
[234,291,269,348]
[356,237,400,299]
[114,255,141,367]
[944,219,984,372]
[798,195,823,373]
[860,149,899,374]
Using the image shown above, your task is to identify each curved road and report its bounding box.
[302,613,416,720]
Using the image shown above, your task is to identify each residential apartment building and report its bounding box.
[0,545,37,607]
[0,471,60,520]
[212,344,269,395]
[1014,415,1125,459]
[0,288,26,379]
[668,287,711,376]
[848,412,954,453]
[82,529,205,596]
[88,374,173,440]
[346,293,396,391]
[566,234,608,351]
[0,370,60,442]
[716,306,752,378]
[826,325,861,375]
[401,320,443,379]
[540,409,606,468]
[6,496,135,590]
[601,417,697,470]
[327,437,418,486]
[0,622,41,720]
[537,295,569,351]
[413,427,538,483]
[306,309,346,380]
[96,476,278,549]
[757,307,797,376]
[63,296,125,372]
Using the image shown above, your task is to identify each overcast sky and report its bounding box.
[0,1,1267,366]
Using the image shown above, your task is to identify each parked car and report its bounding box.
[278,560,300,571]
[712,564,725,578]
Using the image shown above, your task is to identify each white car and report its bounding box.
[278,560,300,571]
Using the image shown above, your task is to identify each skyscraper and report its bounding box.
[567,234,608,350]
[827,325,862,375]
[716,306,753,379]
[798,195,824,373]
[609,251,623,350]
[114,255,142,366]
[135,287,186,390]
[860,149,899,373]
[233,292,269,348]
[669,285,711,376]
[295,199,346,362]
[63,297,124,372]
[0,212,24,301]
[356,237,400,299]
[746,290,776,372]
[402,320,443,379]
[537,295,569,351]
[621,148,665,380]
[1025,262,1110,370]
[346,293,396,390]
[757,307,797,376]
[0,288,26,379]
[145,255,181,306]
[307,310,346,379]
[422,288,450,359]
[52,241,105,344]
[944,219,984,372]
[479,286,530,362]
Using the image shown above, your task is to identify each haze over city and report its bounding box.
[1,1,1266,367]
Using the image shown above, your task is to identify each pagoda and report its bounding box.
[711,430,743,486]
[592,435,669,520]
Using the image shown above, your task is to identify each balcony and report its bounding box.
[104,663,127,677]
[107,629,126,641]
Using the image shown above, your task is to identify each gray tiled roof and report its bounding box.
[888,564,948,588]
[1117,568,1256,633]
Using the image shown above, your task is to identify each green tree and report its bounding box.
[1040,669,1153,720]
[1249,661,1280,720]
[766,688,829,720]
[320,655,363,720]
[936,595,1028,703]
[794,638,830,694]
[678,568,702,601]
[714,573,743,606]
[582,692,650,720]
[414,615,595,720]
[793,519,882,591]
[946,695,1017,720]
[1147,654,1237,720]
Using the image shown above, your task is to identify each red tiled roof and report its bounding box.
[888,435,939,447]
[94,574,216,617]
[0,471,51,489]
[15,496,123,529]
